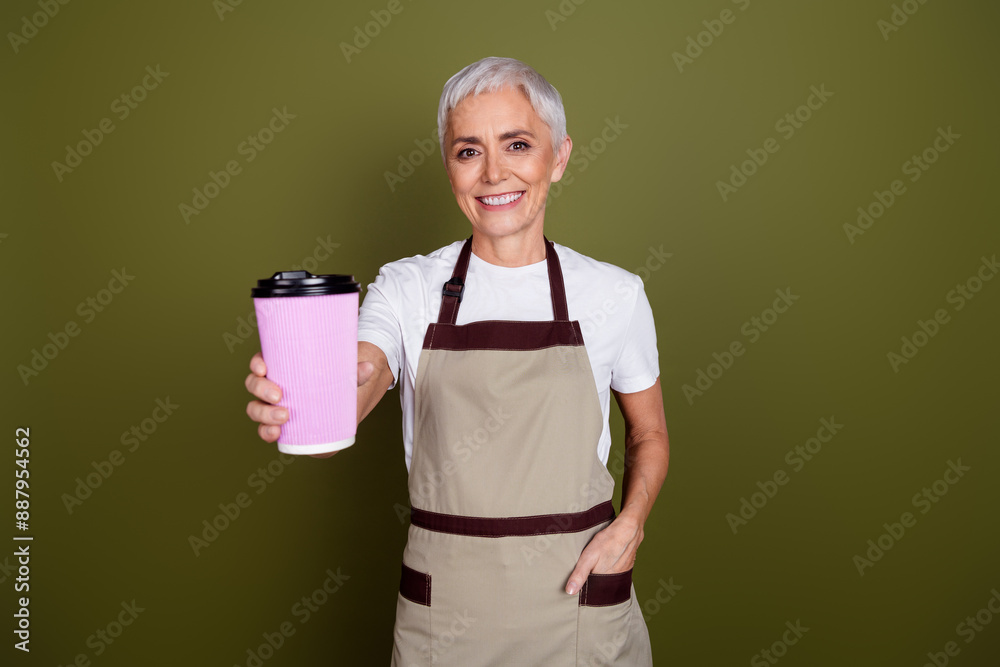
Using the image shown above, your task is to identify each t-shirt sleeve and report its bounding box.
[357,269,403,390]
[610,275,660,394]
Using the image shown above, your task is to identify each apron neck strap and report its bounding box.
[545,238,571,321]
[437,236,570,325]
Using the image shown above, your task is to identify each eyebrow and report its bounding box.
[451,129,537,146]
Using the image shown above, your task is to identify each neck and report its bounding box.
[470,227,547,267]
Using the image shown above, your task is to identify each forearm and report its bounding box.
[619,430,669,527]
[613,378,670,528]
[357,341,393,424]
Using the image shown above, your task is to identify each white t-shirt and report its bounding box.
[358,239,660,472]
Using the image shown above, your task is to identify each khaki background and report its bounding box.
[3,0,998,665]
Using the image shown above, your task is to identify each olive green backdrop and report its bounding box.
[3,0,998,665]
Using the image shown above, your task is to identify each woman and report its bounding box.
[245,57,668,665]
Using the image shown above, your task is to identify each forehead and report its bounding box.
[447,87,543,135]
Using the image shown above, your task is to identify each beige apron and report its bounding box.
[391,238,652,666]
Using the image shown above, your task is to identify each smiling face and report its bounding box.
[444,86,572,244]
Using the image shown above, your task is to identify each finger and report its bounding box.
[246,400,289,425]
[250,352,267,376]
[358,360,375,387]
[257,422,280,443]
[245,373,282,404]
[566,550,600,595]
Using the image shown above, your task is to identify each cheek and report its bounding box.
[517,157,553,184]
[448,166,479,195]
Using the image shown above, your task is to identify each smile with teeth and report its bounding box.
[477,191,524,206]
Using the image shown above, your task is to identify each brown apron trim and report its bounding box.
[423,319,583,351]
[410,500,615,538]
[579,568,633,607]
[399,562,431,606]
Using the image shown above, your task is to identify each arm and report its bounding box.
[616,376,670,536]
[565,377,669,594]
[244,341,395,459]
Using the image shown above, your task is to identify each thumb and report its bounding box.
[357,360,375,387]
[566,553,597,596]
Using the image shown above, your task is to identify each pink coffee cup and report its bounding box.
[252,271,360,455]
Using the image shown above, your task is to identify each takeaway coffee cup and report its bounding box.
[251,270,360,455]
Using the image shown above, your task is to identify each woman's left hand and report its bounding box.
[565,512,644,595]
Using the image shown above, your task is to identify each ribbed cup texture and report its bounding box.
[254,293,358,450]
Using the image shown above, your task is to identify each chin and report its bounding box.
[473,219,535,239]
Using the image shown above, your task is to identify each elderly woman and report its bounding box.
[245,56,667,665]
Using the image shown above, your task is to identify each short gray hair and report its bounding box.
[437,56,567,162]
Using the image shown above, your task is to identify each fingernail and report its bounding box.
[275,409,288,421]
[268,391,280,402]
[567,583,578,595]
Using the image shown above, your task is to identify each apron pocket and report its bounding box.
[579,568,632,607]
[392,563,432,667]
[399,562,432,606]
[577,569,637,666]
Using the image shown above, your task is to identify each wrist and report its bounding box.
[617,503,646,529]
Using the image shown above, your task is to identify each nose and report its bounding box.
[483,150,507,185]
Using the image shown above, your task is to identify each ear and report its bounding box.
[549,135,573,183]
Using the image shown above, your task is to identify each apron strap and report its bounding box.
[545,237,570,321]
[437,236,570,324]
[437,236,473,325]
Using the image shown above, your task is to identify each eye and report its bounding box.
[509,141,530,151]
[457,147,478,159]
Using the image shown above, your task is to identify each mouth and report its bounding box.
[475,190,525,210]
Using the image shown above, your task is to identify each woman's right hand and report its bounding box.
[245,347,385,445]
[245,352,288,443]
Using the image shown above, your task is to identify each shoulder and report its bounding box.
[551,242,648,338]
[552,242,642,291]
[373,240,465,285]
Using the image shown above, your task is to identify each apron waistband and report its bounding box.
[410,500,615,538]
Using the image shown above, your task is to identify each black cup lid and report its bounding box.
[252,271,360,298]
